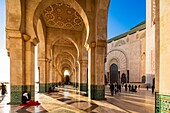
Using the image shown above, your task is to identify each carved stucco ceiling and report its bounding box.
[43,3,84,31]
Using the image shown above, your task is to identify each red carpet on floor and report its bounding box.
[20,100,40,106]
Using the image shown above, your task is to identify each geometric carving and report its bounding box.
[108,50,127,70]
[152,0,156,24]
[43,3,83,31]
[115,40,126,47]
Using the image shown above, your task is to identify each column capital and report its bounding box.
[90,42,96,48]
[32,37,39,46]
[23,34,31,41]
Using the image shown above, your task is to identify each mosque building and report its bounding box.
[2,0,170,112]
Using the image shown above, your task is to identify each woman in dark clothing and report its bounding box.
[110,83,114,95]
[22,91,30,104]
[1,83,6,95]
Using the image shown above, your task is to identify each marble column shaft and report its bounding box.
[24,41,35,100]
[80,60,88,91]
[88,41,106,100]
[38,59,47,92]
[155,0,170,112]
[10,36,24,104]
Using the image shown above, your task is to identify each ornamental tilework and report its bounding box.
[80,83,87,92]
[155,92,160,113]
[11,85,23,104]
[39,83,46,93]
[91,85,105,100]
[160,94,170,113]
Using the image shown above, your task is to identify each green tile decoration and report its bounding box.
[72,82,78,88]
[91,85,105,100]
[160,94,170,113]
[80,83,87,92]
[155,93,170,113]
[155,92,160,113]
[39,83,46,93]
[10,85,23,104]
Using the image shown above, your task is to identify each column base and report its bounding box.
[10,85,23,104]
[80,83,87,92]
[47,83,53,91]
[72,82,78,88]
[39,83,46,93]
[155,92,170,113]
[90,85,105,100]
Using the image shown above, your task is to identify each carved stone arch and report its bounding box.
[107,49,127,72]
[55,52,75,69]
[54,51,76,67]
[37,18,46,61]
[33,0,89,48]
[52,36,79,59]
[59,59,74,69]
[109,58,119,70]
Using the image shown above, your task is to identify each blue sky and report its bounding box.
[0,0,146,82]
[0,0,5,53]
[0,0,9,82]
[108,0,146,39]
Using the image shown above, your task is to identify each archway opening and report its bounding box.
[121,73,126,84]
[110,64,119,84]
[64,70,70,85]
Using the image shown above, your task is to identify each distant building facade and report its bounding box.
[105,21,146,84]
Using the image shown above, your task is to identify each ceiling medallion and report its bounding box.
[43,3,83,31]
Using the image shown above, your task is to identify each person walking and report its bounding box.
[110,83,114,96]
[152,85,155,94]
[146,85,149,91]
[1,83,6,95]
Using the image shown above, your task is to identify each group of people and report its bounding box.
[124,84,138,92]
[110,83,122,95]
[48,85,59,93]
[110,83,155,96]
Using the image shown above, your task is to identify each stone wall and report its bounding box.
[106,28,146,83]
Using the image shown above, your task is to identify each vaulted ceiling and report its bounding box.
[42,2,84,31]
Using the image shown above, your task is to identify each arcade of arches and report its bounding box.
[5,0,170,112]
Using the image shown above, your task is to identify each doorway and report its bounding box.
[110,64,119,84]
[121,73,126,84]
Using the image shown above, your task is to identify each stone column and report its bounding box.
[88,41,106,100]
[155,0,170,112]
[38,59,47,92]
[76,66,79,88]
[72,68,76,87]
[54,68,58,87]
[24,39,35,100]
[46,58,51,90]
[146,0,156,87]
[80,60,88,91]
[9,32,24,104]
[51,64,56,87]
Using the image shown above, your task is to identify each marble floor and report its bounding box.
[0,85,154,113]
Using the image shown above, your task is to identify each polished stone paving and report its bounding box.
[0,85,154,113]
